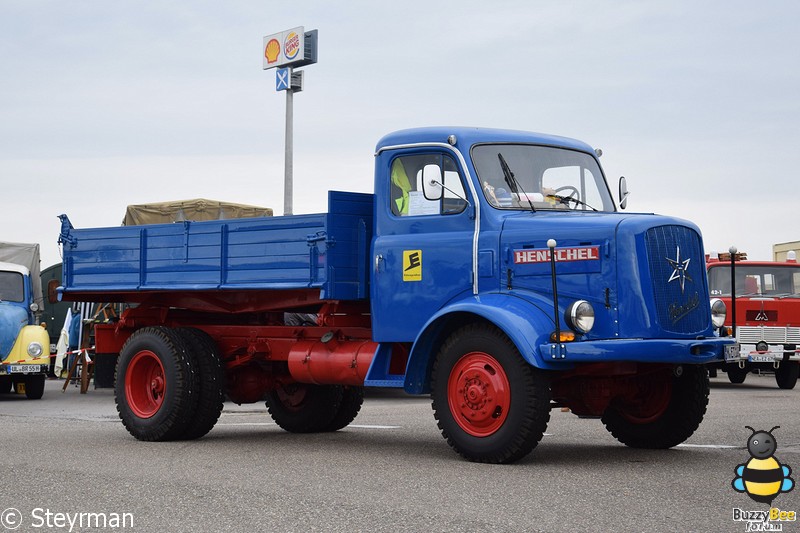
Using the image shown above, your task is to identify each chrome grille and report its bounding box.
[736,326,800,344]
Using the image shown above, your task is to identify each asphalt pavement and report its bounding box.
[1,375,798,533]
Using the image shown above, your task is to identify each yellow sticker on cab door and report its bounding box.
[403,250,422,281]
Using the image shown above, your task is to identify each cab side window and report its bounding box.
[390,154,467,217]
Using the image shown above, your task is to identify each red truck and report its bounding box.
[707,250,800,389]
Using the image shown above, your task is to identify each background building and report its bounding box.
[773,241,800,261]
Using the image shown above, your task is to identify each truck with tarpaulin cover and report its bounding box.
[1,241,50,399]
[56,127,734,463]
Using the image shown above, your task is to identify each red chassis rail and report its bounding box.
[88,293,405,404]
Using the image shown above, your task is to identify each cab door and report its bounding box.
[371,151,474,342]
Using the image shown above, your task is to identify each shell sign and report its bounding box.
[262,26,317,70]
[264,38,281,64]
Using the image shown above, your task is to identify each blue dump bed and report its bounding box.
[59,191,373,301]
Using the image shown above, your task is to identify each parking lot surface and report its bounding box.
[1,375,798,532]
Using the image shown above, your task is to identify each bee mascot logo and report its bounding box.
[732,426,795,505]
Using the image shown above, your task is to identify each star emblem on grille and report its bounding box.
[666,245,692,294]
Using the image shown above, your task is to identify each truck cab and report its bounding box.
[0,261,50,399]
[372,128,726,373]
[707,251,800,389]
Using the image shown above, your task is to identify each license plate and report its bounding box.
[9,365,40,374]
[749,355,774,363]
[724,344,739,362]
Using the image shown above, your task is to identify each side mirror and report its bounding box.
[47,279,60,304]
[422,164,443,200]
[618,176,629,210]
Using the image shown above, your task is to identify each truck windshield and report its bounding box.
[708,264,800,297]
[471,144,615,211]
[0,271,24,302]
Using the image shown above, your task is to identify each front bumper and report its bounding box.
[725,343,800,364]
[539,337,735,367]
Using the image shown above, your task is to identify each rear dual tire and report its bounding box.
[115,327,224,441]
[266,384,364,433]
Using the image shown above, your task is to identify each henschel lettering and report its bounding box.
[514,246,600,264]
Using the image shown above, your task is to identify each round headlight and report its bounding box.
[27,342,44,357]
[29,302,40,313]
[565,300,595,334]
[710,298,727,329]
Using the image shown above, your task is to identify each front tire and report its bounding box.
[775,361,799,390]
[601,365,709,449]
[24,374,45,399]
[725,363,748,384]
[431,323,550,464]
[0,376,11,394]
[115,327,199,441]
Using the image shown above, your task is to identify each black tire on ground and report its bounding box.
[725,363,748,384]
[601,365,709,449]
[0,375,11,394]
[115,327,199,441]
[431,323,551,464]
[177,328,226,439]
[322,386,365,431]
[266,383,343,433]
[24,374,46,399]
[775,361,799,390]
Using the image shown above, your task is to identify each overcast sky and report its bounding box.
[1,1,798,268]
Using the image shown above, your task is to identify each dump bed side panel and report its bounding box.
[59,191,373,301]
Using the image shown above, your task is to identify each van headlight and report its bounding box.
[565,300,595,334]
[27,342,44,357]
[710,298,727,329]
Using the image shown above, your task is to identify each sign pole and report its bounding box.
[263,27,317,217]
[284,69,294,215]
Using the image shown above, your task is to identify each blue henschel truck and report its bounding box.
[57,127,734,463]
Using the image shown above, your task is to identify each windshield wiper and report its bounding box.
[546,194,599,212]
[497,153,534,212]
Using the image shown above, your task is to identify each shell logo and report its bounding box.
[284,31,300,60]
[264,38,280,64]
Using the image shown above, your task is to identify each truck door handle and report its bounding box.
[374,254,384,273]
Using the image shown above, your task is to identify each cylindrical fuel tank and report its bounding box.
[287,338,377,385]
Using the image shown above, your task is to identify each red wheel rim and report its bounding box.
[125,350,166,418]
[619,376,672,424]
[275,382,308,412]
[447,352,511,437]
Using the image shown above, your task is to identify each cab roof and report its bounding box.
[0,261,30,276]
[375,127,595,155]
